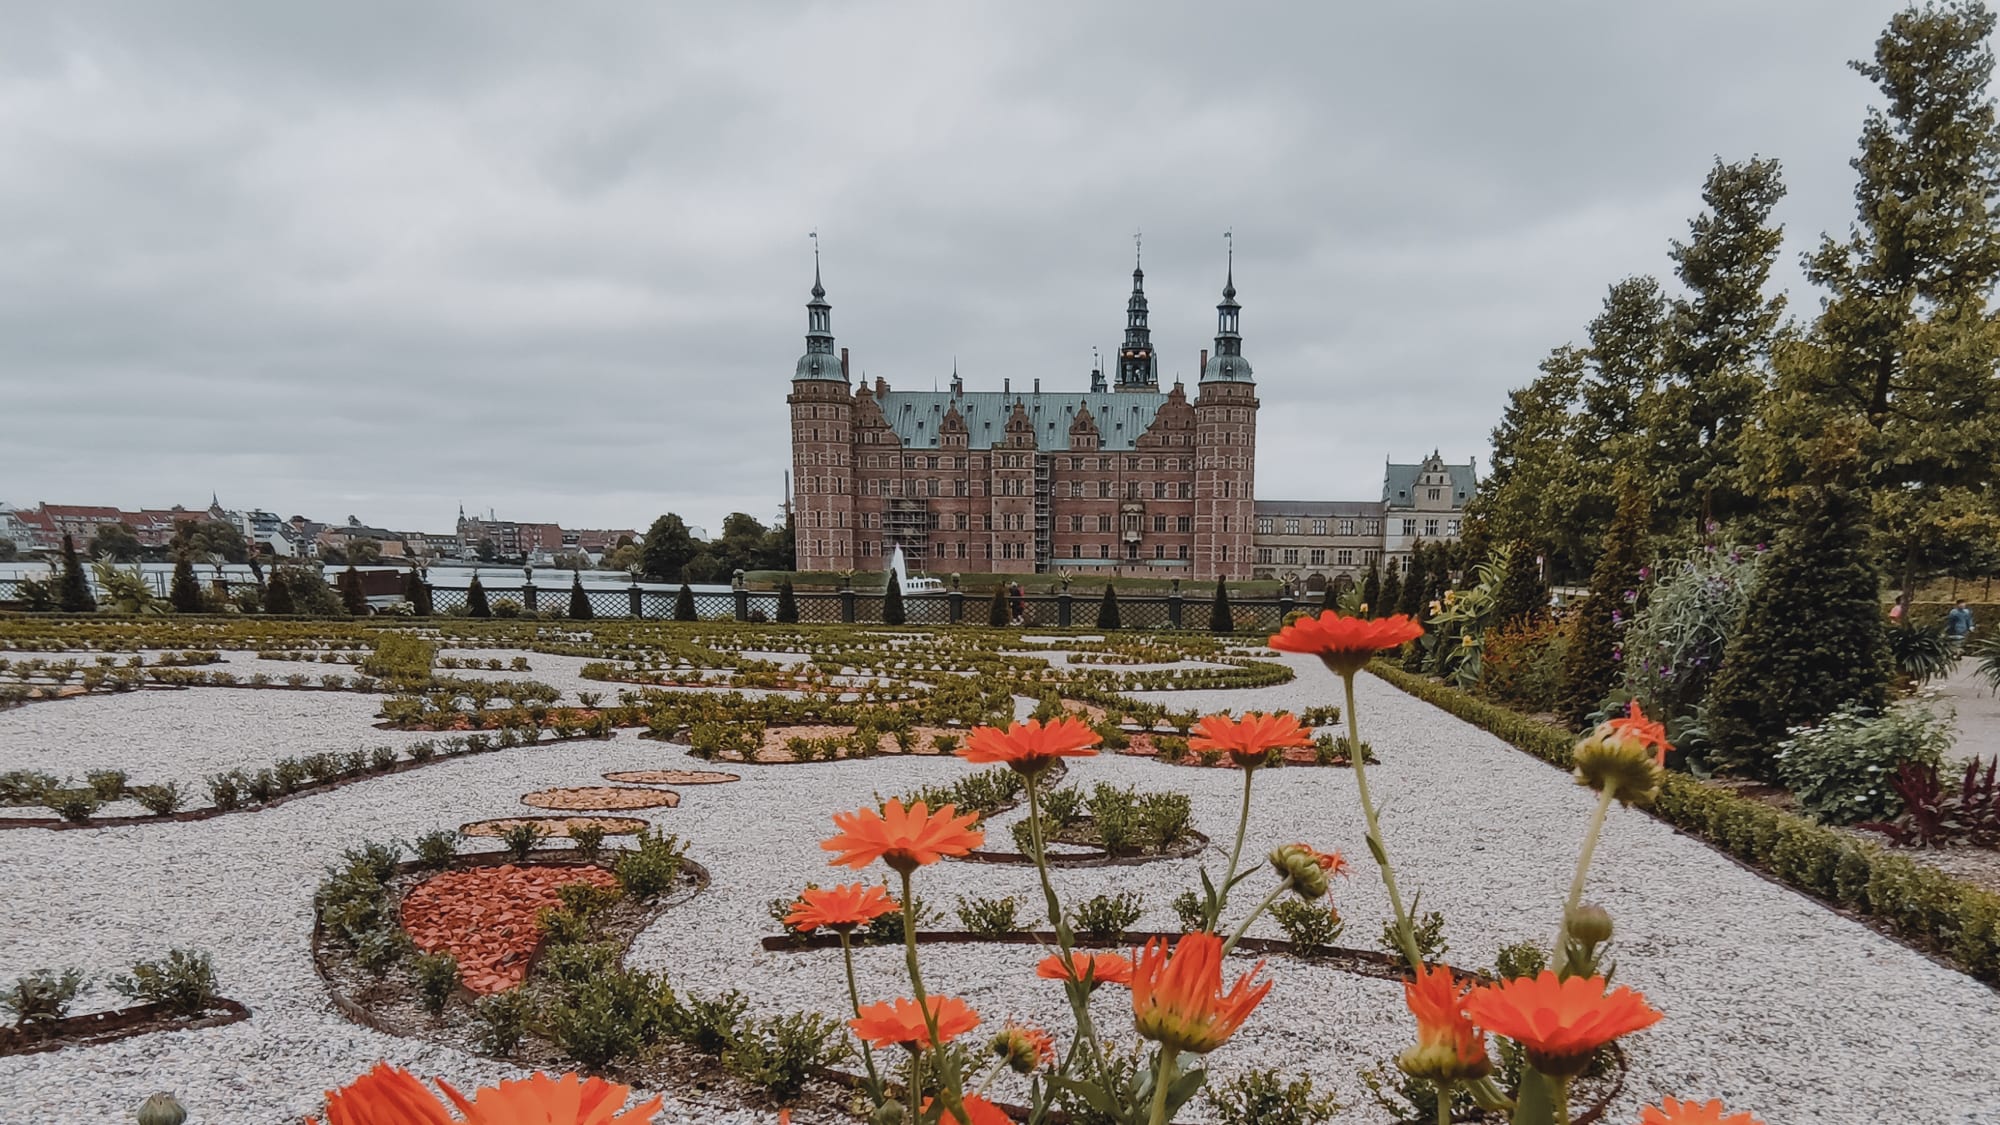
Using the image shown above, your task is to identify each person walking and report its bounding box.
[1010,582,1026,626]
[1947,599,1976,640]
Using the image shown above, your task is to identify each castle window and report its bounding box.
[1258,547,1274,565]
[1155,544,1165,559]
[1339,518,1355,536]
[1447,519,1461,536]
[1364,549,1378,564]
[1257,517,1274,535]
[1311,519,1327,536]
[1428,487,1442,501]
[1177,516,1191,532]
[1337,548,1353,566]
[1310,548,1327,566]
[1153,515,1166,532]
[1424,518,1440,536]
[1072,544,1081,558]
[1284,518,1300,535]
[1283,548,1300,565]
[1365,519,1381,535]
[1099,544,1110,559]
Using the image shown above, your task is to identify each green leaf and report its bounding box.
[1510,1070,1559,1125]
[1047,1077,1120,1119]
[1164,1065,1208,1117]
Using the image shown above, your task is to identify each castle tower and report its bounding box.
[1115,242,1159,392]
[786,249,856,570]
[1194,243,1257,579]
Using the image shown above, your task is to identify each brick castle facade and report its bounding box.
[789,249,1257,580]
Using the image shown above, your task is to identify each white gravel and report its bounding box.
[0,650,1997,1124]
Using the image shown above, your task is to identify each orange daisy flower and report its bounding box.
[1639,1098,1765,1125]
[1036,951,1134,989]
[440,1071,665,1125]
[1269,611,1424,675]
[849,995,981,1050]
[1188,711,1315,769]
[783,883,898,933]
[958,716,1101,775]
[1462,971,1662,1077]
[310,1064,454,1125]
[922,1094,1013,1125]
[823,799,985,874]
[1397,963,1491,1082]
[1604,700,1674,765]
[1130,931,1273,1054]
[990,1023,1057,1072]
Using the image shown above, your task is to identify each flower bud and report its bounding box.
[989,1025,1054,1074]
[136,1094,187,1125]
[1571,734,1663,806]
[1268,843,1342,900]
[1567,904,1614,947]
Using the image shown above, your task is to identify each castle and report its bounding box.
[788,249,1258,579]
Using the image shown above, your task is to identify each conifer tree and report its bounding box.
[57,533,95,613]
[1209,578,1233,634]
[988,583,1010,627]
[1361,564,1382,617]
[882,571,905,625]
[1396,544,1427,618]
[674,582,697,621]
[339,565,368,616]
[776,580,798,624]
[466,574,491,618]
[1379,564,1403,621]
[1558,478,1651,726]
[1097,584,1121,630]
[567,572,593,620]
[403,568,433,617]
[1490,541,1548,630]
[264,569,297,615]
[1707,487,1892,778]
[170,554,204,614]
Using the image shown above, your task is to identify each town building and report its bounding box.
[1252,452,1478,590]
[788,247,1258,579]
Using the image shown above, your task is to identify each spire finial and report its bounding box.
[809,230,824,297]
[1134,229,1142,270]
[1223,229,1236,298]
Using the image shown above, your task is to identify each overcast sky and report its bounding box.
[0,2,1934,535]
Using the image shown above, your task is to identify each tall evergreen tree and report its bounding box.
[1707,487,1893,778]
[1558,478,1651,726]
[1209,579,1233,634]
[674,582,697,621]
[1378,563,1403,621]
[988,583,1009,627]
[57,534,95,613]
[402,568,433,616]
[264,569,297,615]
[169,554,204,614]
[339,565,368,616]
[1396,543,1428,617]
[466,574,491,618]
[775,580,798,624]
[1360,564,1382,618]
[882,571,905,625]
[1468,348,1588,576]
[1490,541,1548,630]
[568,572,593,620]
[1754,2,2000,597]
[1096,584,1121,629]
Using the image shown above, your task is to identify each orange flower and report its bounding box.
[1397,964,1491,1082]
[310,1064,664,1125]
[849,995,981,1050]
[990,1023,1057,1072]
[922,1094,1013,1125]
[1129,931,1273,1054]
[440,1072,665,1125]
[1188,711,1315,769]
[958,716,1101,775]
[823,799,985,874]
[1639,1098,1765,1125]
[1462,971,1662,1077]
[1036,951,1134,988]
[1604,700,1674,765]
[1269,611,1424,675]
[783,883,899,933]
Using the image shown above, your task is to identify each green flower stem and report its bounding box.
[1556,1076,1572,1125]
[906,1051,924,1125]
[1148,1047,1180,1125]
[1343,670,1420,967]
[1212,766,1258,927]
[1221,879,1291,958]
[1553,784,1618,977]
[897,867,944,1059]
[838,931,883,1091]
[1437,1080,1454,1125]
[1026,770,1109,1088]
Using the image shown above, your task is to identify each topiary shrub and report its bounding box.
[1097,584,1121,630]
[1360,563,1382,617]
[339,565,369,616]
[169,555,204,614]
[402,569,433,616]
[1490,539,1548,630]
[1708,486,1892,779]
[568,573,593,620]
[466,574,491,618]
[1209,579,1233,634]
[989,584,1009,627]
[882,571,905,625]
[1379,565,1404,622]
[776,580,798,623]
[674,583,697,621]
[1557,477,1648,726]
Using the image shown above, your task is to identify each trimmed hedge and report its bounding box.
[1366,659,2000,984]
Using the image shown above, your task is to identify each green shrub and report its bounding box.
[666,988,749,1055]
[112,949,217,1016]
[84,769,128,801]
[674,583,697,621]
[1204,1068,1341,1125]
[472,989,533,1055]
[205,772,244,811]
[499,821,545,862]
[544,969,670,1069]
[1620,547,1761,720]
[1775,703,1952,825]
[132,782,184,816]
[352,927,410,979]
[410,952,460,1017]
[1557,477,1648,725]
[722,1011,849,1098]
[1,968,87,1030]
[362,633,437,683]
[615,828,688,901]
[1380,909,1449,971]
[43,788,99,823]
[955,895,1021,935]
[1271,899,1345,955]
[1210,578,1233,633]
[570,823,607,862]
[1478,618,1569,714]
[1172,890,1206,932]
[414,830,458,869]
[1097,584,1121,630]
[1069,892,1144,940]
[0,770,60,806]
[1494,940,1548,980]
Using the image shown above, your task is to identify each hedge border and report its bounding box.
[1366,660,2000,986]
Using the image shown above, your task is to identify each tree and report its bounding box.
[1379,564,1403,621]
[89,523,143,563]
[642,514,699,582]
[475,538,498,563]
[1097,584,1121,630]
[1490,541,1547,631]
[1209,579,1233,634]
[1707,487,1892,778]
[264,569,297,615]
[1361,564,1382,617]
[568,572,593,620]
[57,534,95,613]
[169,554,203,613]
[466,574,491,618]
[172,518,248,564]
[1558,478,1651,726]
[674,583,697,621]
[1396,544,1427,617]
[0,538,14,562]
[348,538,383,566]
[776,580,798,624]
[602,543,642,573]
[882,571,905,625]
[989,584,1010,627]
[402,569,432,616]
[339,565,369,616]
[1754,2,2000,598]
